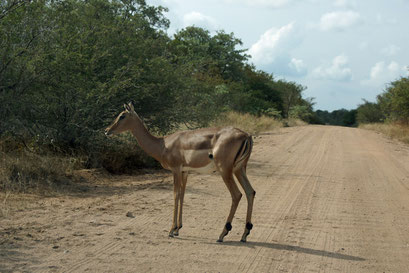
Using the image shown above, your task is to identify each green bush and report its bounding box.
[289,105,313,122]
[0,0,315,183]
[378,76,409,123]
[356,100,384,124]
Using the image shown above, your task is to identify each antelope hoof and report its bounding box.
[217,232,227,243]
[218,222,232,242]
[240,222,253,242]
[169,227,178,237]
[173,225,182,236]
[240,231,250,242]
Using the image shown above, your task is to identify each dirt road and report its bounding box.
[2,125,409,272]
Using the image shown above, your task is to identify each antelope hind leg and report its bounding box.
[234,168,255,242]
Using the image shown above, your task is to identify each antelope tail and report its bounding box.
[233,135,253,170]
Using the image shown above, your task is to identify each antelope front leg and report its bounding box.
[174,172,188,236]
[169,171,182,237]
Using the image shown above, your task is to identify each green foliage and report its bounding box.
[378,76,409,123]
[356,100,384,124]
[1,0,314,179]
[353,75,409,125]
[261,108,282,119]
[342,109,357,127]
[315,109,357,127]
[287,95,315,123]
[1,0,175,153]
[242,69,284,115]
[321,75,408,127]
[289,105,312,122]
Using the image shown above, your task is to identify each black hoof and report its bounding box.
[217,239,223,243]
[240,239,247,243]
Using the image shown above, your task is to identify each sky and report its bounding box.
[147,0,409,111]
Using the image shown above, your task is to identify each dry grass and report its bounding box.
[0,112,304,194]
[285,118,308,127]
[0,150,79,194]
[360,123,409,144]
[211,111,284,135]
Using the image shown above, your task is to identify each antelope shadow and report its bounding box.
[216,240,365,261]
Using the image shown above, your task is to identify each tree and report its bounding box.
[1,0,315,173]
[314,109,357,126]
[277,80,307,118]
[171,27,249,82]
[378,76,409,123]
[226,67,283,115]
[0,0,174,146]
[356,100,384,124]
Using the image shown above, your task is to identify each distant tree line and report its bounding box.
[356,76,409,125]
[313,109,357,127]
[312,74,409,127]
[0,0,314,170]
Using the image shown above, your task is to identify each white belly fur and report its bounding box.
[182,149,218,174]
[182,161,218,174]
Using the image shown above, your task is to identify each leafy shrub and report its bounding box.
[0,0,316,186]
[97,133,158,174]
[289,105,313,122]
[356,100,384,124]
[378,76,409,123]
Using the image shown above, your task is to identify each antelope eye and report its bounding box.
[119,115,125,120]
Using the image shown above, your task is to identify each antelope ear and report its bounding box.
[124,103,131,112]
[127,102,135,112]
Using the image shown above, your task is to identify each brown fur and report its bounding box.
[105,103,255,242]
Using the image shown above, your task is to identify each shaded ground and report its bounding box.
[1,125,409,272]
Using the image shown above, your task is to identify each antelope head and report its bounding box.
[105,102,136,136]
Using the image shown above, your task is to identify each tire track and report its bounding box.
[3,126,409,273]
[237,126,333,272]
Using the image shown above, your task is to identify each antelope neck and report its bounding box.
[129,115,164,162]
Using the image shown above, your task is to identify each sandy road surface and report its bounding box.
[1,125,409,272]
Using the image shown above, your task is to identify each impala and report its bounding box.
[105,102,255,242]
